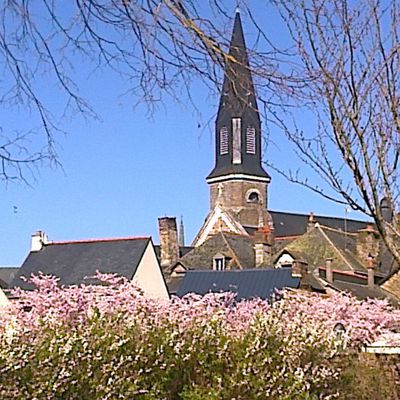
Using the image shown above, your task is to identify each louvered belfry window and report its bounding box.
[246,126,256,154]
[220,126,229,155]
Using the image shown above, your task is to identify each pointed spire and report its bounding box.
[217,11,258,118]
[178,216,185,247]
[207,11,270,183]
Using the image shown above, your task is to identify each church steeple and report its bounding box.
[206,11,270,183]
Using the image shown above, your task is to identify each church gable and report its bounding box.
[192,205,248,247]
[181,231,256,271]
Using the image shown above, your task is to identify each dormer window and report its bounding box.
[246,126,256,154]
[213,253,229,271]
[220,126,229,155]
[214,257,225,271]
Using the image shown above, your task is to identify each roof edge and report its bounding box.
[49,236,151,246]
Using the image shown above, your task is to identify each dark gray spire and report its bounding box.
[178,216,185,247]
[207,12,270,183]
[217,11,258,119]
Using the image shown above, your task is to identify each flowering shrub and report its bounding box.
[0,273,398,399]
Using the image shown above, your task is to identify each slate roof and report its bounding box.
[327,280,398,304]
[166,276,185,296]
[154,245,193,260]
[0,278,8,289]
[179,232,255,270]
[11,237,151,290]
[270,210,369,237]
[279,224,367,273]
[176,268,300,300]
[0,267,19,288]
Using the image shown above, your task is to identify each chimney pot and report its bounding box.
[307,212,316,232]
[326,258,334,283]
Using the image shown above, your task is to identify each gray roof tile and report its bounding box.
[176,268,300,300]
[12,237,151,289]
[270,210,369,237]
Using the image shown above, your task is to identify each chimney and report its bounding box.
[326,258,334,283]
[158,217,179,268]
[367,255,375,288]
[292,259,308,278]
[356,224,380,266]
[31,230,49,252]
[254,226,273,266]
[307,212,316,232]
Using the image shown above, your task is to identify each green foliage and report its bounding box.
[1,311,340,399]
[1,275,398,399]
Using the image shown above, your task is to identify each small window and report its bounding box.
[214,257,225,271]
[246,126,256,154]
[220,126,229,155]
[247,191,260,203]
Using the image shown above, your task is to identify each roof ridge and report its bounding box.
[319,224,357,236]
[318,266,366,279]
[50,236,151,245]
[275,235,301,240]
[269,209,369,223]
[316,225,355,271]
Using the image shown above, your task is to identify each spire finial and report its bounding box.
[235,0,240,14]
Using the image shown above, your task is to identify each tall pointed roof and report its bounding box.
[217,11,259,119]
[207,11,269,182]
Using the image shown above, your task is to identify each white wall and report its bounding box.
[0,288,9,309]
[132,242,169,300]
[275,253,294,268]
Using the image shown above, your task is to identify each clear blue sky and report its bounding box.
[0,3,366,266]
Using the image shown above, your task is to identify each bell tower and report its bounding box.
[206,11,271,228]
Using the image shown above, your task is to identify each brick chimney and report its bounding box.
[254,226,273,266]
[292,259,308,278]
[31,230,49,252]
[356,224,380,266]
[158,217,179,268]
[307,212,316,232]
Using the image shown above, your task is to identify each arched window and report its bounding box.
[247,191,260,203]
[220,126,229,155]
[246,126,256,154]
